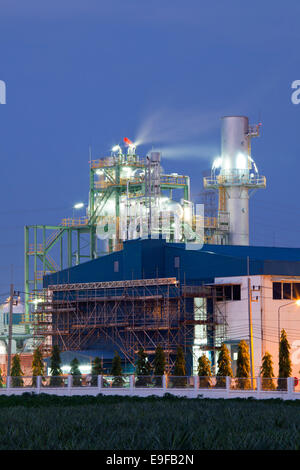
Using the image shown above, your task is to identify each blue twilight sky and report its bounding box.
[0,0,299,292]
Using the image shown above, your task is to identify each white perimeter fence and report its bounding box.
[1,375,300,399]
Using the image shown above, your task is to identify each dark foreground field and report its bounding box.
[0,393,300,450]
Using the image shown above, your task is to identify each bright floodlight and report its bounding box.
[236,152,247,170]
[296,300,300,306]
[74,202,84,209]
[212,157,222,170]
[112,145,121,152]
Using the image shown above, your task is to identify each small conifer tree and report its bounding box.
[91,357,104,386]
[236,340,251,389]
[260,351,275,390]
[173,346,187,387]
[31,347,44,387]
[70,358,82,386]
[111,351,124,387]
[49,345,63,387]
[278,329,291,390]
[135,348,152,386]
[216,343,233,388]
[11,354,23,388]
[153,345,166,387]
[198,354,212,388]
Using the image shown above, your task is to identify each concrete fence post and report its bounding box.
[37,376,41,394]
[256,376,261,397]
[130,375,135,394]
[6,376,10,395]
[288,377,294,400]
[226,376,230,397]
[194,375,199,393]
[98,375,102,393]
[68,375,72,396]
[163,374,167,392]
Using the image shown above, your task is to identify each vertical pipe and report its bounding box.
[184,176,190,202]
[248,276,255,384]
[89,163,95,217]
[90,226,96,259]
[42,226,46,274]
[126,180,129,241]
[115,163,120,247]
[24,226,29,322]
[34,226,37,294]
[89,163,96,259]
[68,228,72,268]
[7,283,14,377]
[60,235,63,270]
[77,229,80,265]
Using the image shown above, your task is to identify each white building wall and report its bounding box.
[214,274,300,378]
[215,275,262,376]
[262,275,300,378]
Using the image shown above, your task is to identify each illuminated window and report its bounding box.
[293,283,300,300]
[283,283,292,300]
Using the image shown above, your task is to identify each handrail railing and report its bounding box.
[61,217,89,227]
[204,175,266,187]
[1,375,297,398]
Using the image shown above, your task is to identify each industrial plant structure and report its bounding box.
[23,115,300,377]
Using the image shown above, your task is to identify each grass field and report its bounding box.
[1,393,300,450]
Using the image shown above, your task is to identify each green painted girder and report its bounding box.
[103,169,116,184]
[26,225,64,230]
[37,254,58,273]
[88,186,114,225]
[93,183,187,191]
[161,184,189,190]
[44,228,66,254]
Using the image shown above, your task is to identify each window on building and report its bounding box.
[216,284,241,302]
[293,283,300,300]
[114,261,119,273]
[224,286,232,300]
[283,283,292,300]
[273,282,282,299]
[174,256,180,268]
[273,282,300,300]
[216,286,224,302]
[232,284,241,301]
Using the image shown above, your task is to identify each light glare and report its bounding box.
[74,202,84,209]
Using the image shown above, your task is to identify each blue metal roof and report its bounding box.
[43,238,300,288]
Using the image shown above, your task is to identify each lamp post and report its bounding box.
[278,300,300,344]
